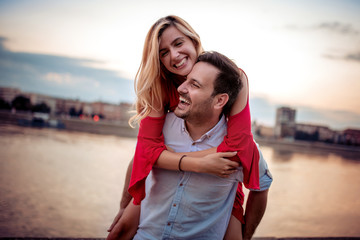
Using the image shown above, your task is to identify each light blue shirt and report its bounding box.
[134,113,242,240]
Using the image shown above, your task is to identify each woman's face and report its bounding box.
[159,25,197,77]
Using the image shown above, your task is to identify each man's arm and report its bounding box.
[243,189,269,240]
[107,158,133,232]
[155,151,239,178]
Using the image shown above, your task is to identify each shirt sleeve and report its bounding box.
[128,115,167,205]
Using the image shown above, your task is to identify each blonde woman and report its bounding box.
[107,16,269,240]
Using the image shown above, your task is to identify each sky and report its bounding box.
[0,0,359,130]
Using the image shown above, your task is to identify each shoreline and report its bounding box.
[1,238,360,240]
[254,136,360,157]
[1,110,359,155]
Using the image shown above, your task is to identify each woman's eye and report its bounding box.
[161,51,169,57]
[175,41,183,47]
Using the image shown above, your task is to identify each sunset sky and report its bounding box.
[0,0,359,129]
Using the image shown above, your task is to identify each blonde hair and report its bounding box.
[129,15,203,127]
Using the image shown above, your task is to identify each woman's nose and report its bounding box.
[170,48,180,60]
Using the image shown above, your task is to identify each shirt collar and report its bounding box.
[181,114,226,142]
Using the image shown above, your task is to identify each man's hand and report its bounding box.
[106,202,140,240]
[243,189,269,239]
[197,152,239,178]
[107,208,125,232]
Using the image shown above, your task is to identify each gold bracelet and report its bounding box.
[178,155,187,172]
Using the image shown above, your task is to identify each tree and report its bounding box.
[32,102,51,113]
[0,98,11,110]
[11,95,31,111]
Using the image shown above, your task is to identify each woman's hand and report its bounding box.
[197,152,240,178]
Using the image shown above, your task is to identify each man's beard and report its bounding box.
[174,97,214,125]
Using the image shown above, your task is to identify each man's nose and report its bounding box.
[177,81,188,94]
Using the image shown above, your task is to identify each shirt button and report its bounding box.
[167,222,171,226]
[173,204,177,207]
[192,142,195,145]
[179,183,183,186]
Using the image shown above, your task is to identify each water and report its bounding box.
[0,124,359,238]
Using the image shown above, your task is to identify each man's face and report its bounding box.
[174,61,219,123]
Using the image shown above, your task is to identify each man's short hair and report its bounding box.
[197,51,242,116]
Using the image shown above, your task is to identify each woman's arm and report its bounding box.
[217,68,259,190]
[229,69,248,116]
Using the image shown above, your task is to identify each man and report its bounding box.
[109,51,272,239]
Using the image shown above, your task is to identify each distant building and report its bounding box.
[274,107,296,139]
[28,93,57,114]
[91,101,132,122]
[0,87,21,103]
[252,121,274,138]
[295,123,335,142]
[0,86,134,122]
[336,128,360,146]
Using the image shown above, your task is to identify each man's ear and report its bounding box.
[213,93,229,110]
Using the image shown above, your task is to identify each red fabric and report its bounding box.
[232,183,245,224]
[128,115,167,205]
[217,99,260,190]
[168,84,180,112]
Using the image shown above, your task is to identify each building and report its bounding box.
[0,87,133,122]
[274,107,296,139]
[91,101,133,122]
[295,123,335,142]
[336,128,360,146]
[0,87,22,103]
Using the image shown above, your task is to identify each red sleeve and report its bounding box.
[232,183,245,224]
[128,84,179,205]
[217,100,260,190]
[128,115,167,205]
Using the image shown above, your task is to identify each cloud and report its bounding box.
[323,51,360,63]
[0,37,135,103]
[315,21,359,35]
[285,21,359,36]
[344,52,360,61]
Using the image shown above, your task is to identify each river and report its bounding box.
[0,124,359,238]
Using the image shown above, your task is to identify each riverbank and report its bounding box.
[1,237,360,240]
[0,110,138,138]
[255,136,360,157]
[1,110,359,155]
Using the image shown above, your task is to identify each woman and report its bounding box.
[107,15,261,240]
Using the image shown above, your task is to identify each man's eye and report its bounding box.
[191,83,199,88]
